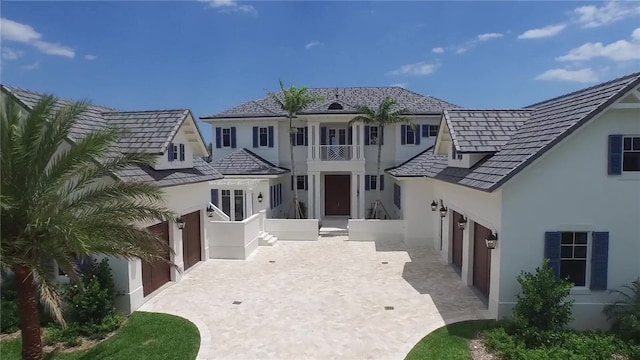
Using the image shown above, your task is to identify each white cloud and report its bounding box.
[388,62,437,76]
[84,54,98,60]
[477,32,503,41]
[1,48,23,60]
[431,47,444,54]
[517,24,566,39]
[21,61,39,71]
[204,0,257,15]
[305,41,322,50]
[455,47,468,54]
[572,1,640,28]
[0,17,75,58]
[390,83,408,88]
[557,28,640,62]
[535,68,598,83]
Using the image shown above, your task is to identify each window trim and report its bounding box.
[405,126,416,145]
[222,128,232,148]
[258,127,269,147]
[368,175,377,190]
[171,144,178,161]
[622,135,640,172]
[369,126,379,145]
[429,125,439,137]
[294,127,306,146]
[559,231,591,289]
[296,175,306,190]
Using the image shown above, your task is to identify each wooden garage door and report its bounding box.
[451,211,464,274]
[473,222,492,299]
[182,210,202,271]
[142,221,171,297]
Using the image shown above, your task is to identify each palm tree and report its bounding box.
[1,95,175,360]
[349,97,413,219]
[268,81,322,218]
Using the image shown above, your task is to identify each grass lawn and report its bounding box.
[0,312,200,360]
[405,320,497,360]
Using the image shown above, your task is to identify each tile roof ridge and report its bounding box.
[386,145,436,172]
[102,109,189,114]
[2,84,120,111]
[446,108,533,112]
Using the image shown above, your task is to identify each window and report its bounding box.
[369,126,378,145]
[221,190,231,216]
[259,127,268,147]
[222,128,231,147]
[405,126,416,145]
[429,125,439,137]
[368,175,377,190]
[296,175,306,190]
[560,232,588,286]
[623,136,640,171]
[234,190,244,221]
[294,127,306,146]
[393,183,401,209]
[451,143,463,160]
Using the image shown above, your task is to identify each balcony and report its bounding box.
[319,145,355,161]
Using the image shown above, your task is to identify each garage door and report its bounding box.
[451,211,464,274]
[473,222,492,299]
[182,210,202,271]
[142,221,171,297]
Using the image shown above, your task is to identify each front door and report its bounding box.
[473,222,492,300]
[182,210,202,271]
[452,211,464,274]
[324,174,350,216]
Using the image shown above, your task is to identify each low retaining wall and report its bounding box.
[348,219,405,242]
[264,218,319,241]
[208,212,262,259]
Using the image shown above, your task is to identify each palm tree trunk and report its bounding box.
[375,124,383,219]
[15,265,43,360]
[289,115,300,218]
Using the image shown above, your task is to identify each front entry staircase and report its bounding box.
[258,231,278,246]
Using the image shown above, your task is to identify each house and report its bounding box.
[1,85,223,314]
[200,87,459,220]
[386,72,640,329]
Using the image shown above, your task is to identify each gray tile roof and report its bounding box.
[211,148,289,175]
[202,87,460,119]
[444,109,533,153]
[2,85,223,187]
[386,147,448,177]
[387,72,640,192]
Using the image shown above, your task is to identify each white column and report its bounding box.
[358,124,365,160]
[350,172,358,218]
[358,172,365,219]
[314,123,321,160]
[314,172,321,219]
[307,172,319,219]
[462,219,474,286]
[308,122,316,160]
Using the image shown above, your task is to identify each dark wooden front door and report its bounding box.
[182,210,202,271]
[473,222,492,299]
[452,211,464,274]
[324,175,350,216]
[142,221,171,297]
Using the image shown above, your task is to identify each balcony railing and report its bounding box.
[320,145,353,161]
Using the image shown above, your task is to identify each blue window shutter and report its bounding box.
[398,185,401,208]
[215,128,221,148]
[210,189,219,207]
[380,175,384,190]
[544,232,561,279]
[269,186,273,209]
[591,232,609,291]
[415,125,421,145]
[401,125,406,145]
[179,144,185,161]
[253,127,259,148]
[380,126,384,145]
[304,126,308,146]
[168,142,174,161]
[348,126,353,145]
[364,126,370,145]
[230,127,237,148]
[608,135,622,175]
[365,175,370,190]
[422,124,429,137]
[305,175,308,190]
[320,127,327,145]
[268,126,274,147]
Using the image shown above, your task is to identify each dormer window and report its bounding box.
[451,143,462,160]
[167,142,186,162]
[328,102,343,110]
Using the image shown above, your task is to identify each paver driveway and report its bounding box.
[139,237,491,360]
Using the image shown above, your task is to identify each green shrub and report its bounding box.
[603,278,640,344]
[510,259,574,346]
[44,324,81,347]
[1,272,54,333]
[0,299,20,333]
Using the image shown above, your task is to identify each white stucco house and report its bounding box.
[386,72,640,329]
[1,85,223,314]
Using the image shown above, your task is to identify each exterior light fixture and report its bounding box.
[485,231,498,250]
[177,217,186,229]
[457,216,467,230]
[206,204,215,218]
[257,192,263,203]
[439,200,447,218]
[430,200,438,211]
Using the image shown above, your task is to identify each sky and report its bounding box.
[1,0,639,144]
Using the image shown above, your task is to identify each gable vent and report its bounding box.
[328,102,343,110]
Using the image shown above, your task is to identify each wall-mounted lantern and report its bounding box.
[485,231,498,250]
[439,200,447,218]
[430,200,438,211]
[206,204,215,218]
[177,217,186,229]
[457,216,467,230]
[257,192,263,203]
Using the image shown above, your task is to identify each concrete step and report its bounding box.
[259,233,276,246]
[267,236,278,245]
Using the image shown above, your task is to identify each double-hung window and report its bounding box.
[296,175,306,190]
[294,127,306,146]
[222,128,231,148]
[405,126,416,145]
[369,126,379,145]
[623,136,640,171]
[368,175,377,190]
[259,127,268,147]
[560,232,589,287]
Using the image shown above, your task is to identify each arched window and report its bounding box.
[328,102,343,110]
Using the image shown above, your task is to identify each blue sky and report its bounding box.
[2,1,639,143]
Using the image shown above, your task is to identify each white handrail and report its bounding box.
[319,145,354,161]
[209,202,230,221]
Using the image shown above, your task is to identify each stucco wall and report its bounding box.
[500,107,640,329]
[399,178,437,247]
[153,125,195,170]
[264,218,319,240]
[348,219,406,241]
[209,212,262,259]
[211,120,281,165]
